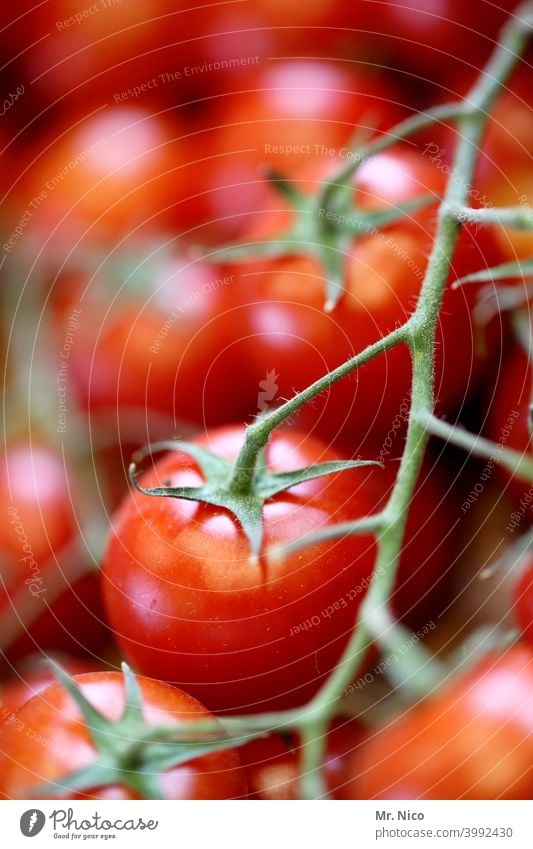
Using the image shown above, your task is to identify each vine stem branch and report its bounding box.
[295,2,533,798]
[418,410,533,482]
[129,4,533,799]
[448,203,533,230]
[228,324,410,494]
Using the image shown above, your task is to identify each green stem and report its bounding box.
[448,203,533,230]
[320,102,469,211]
[294,3,533,798]
[418,410,533,482]
[272,514,386,556]
[228,324,410,493]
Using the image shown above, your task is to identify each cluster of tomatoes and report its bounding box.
[1,0,533,801]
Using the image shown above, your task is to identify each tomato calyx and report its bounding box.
[209,166,436,311]
[37,662,248,800]
[129,438,379,558]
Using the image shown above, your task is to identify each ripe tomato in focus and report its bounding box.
[0,444,107,662]
[0,654,96,723]
[219,149,504,451]
[0,672,247,800]
[343,645,533,799]
[21,107,192,244]
[485,343,532,517]
[50,253,247,435]
[102,425,380,714]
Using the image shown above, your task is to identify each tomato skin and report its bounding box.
[0,444,108,661]
[213,60,406,177]
[240,736,299,800]
[52,255,245,430]
[0,654,96,724]
[102,425,380,714]
[357,1,513,83]
[0,444,75,568]
[219,149,504,451]
[379,458,456,628]
[343,645,533,800]
[240,720,364,799]
[0,671,247,800]
[475,74,533,260]
[21,106,191,243]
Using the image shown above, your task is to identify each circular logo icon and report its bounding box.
[20,810,46,837]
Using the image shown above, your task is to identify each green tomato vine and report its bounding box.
[8,1,533,802]
[139,2,533,799]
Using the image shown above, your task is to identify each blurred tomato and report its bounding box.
[217,148,505,450]
[182,61,407,241]
[0,671,247,799]
[0,443,108,662]
[213,60,406,176]
[476,73,533,260]
[355,0,514,84]
[0,653,96,723]
[344,645,533,799]
[18,106,193,247]
[515,557,533,645]
[240,720,364,799]
[50,249,247,438]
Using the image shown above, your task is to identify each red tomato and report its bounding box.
[181,61,406,242]
[342,645,533,799]
[240,720,364,799]
[485,343,532,518]
[356,1,514,84]
[218,149,504,451]
[475,73,533,260]
[0,2,205,108]
[0,444,108,661]
[49,251,247,436]
[193,0,364,62]
[101,425,380,713]
[379,456,457,629]
[20,106,191,245]
[0,2,371,118]
[0,654,96,723]
[213,60,406,177]
[240,735,299,800]
[0,671,247,799]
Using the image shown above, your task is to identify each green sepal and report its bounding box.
[34,662,258,800]
[453,258,533,288]
[201,171,437,311]
[48,660,113,750]
[342,194,438,236]
[130,440,381,557]
[256,459,381,500]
